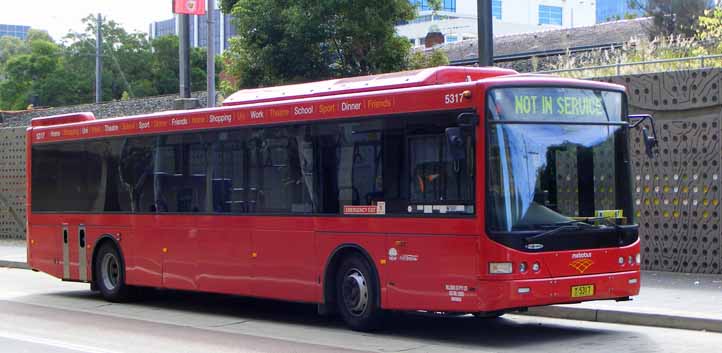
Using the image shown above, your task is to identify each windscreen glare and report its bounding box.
[486,87,631,232]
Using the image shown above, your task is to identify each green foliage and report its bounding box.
[0,35,63,109]
[64,15,157,101]
[0,14,222,109]
[0,36,28,69]
[697,7,722,42]
[408,49,449,69]
[547,35,722,78]
[630,0,709,37]
[222,0,415,89]
[25,29,54,43]
[219,0,239,13]
[543,4,722,78]
[427,0,442,14]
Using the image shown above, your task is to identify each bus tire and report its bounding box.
[335,254,383,331]
[94,242,131,302]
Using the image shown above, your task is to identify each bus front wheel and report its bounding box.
[335,254,383,331]
[94,242,131,302]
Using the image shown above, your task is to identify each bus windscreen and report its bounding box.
[488,87,623,123]
[486,87,631,233]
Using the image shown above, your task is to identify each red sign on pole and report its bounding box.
[174,0,206,15]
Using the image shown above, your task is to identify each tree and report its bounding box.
[222,0,416,88]
[150,35,224,95]
[150,35,180,95]
[697,6,722,41]
[630,0,710,36]
[408,49,450,69]
[63,15,156,101]
[427,0,443,22]
[0,36,28,69]
[219,0,239,13]
[0,37,63,109]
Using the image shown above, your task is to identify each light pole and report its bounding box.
[207,0,216,107]
[477,0,494,66]
[179,14,191,98]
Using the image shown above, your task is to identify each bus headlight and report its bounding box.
[532,262,541,272]
[519,262,528,273]
[618,256,625,265]
[489,262,513,274]
[636,253,641,264]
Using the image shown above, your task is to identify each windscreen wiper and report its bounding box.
[524,221,596,243]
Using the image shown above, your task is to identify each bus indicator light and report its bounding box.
[489,262,513,274]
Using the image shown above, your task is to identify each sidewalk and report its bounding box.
[520,271,722,332]
[0,239,27,269]
[1,239,720,332]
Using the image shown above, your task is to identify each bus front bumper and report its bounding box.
[475,270,641,312]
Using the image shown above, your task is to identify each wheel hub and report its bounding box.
[342,269,368,316]
[101,253,119,291]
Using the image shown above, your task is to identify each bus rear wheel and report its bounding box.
[94,242,131,302]
[336,254,383,331]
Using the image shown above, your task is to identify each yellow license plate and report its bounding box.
[571,284,595,298]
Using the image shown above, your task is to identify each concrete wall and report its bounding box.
[0,127,25,240]
[598,68,722,274]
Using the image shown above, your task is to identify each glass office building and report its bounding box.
[596,0,646,23]
[149,9,237,55]
[0,24,31,40]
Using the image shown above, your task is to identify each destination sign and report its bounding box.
[490,87,622,122]
[513,95,603,116]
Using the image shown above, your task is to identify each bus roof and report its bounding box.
[223,66,517,106]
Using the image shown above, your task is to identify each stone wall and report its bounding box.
[0,91,209,128]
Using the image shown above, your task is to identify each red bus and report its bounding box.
[27,67,645,331]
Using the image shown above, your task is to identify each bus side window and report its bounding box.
[119,136,156,213]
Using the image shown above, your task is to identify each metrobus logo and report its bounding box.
[570,259,594,274]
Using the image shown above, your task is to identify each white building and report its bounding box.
[398,0,597,47]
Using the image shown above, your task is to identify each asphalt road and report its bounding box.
[1,267,720,353]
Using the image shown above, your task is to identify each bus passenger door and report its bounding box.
[61,223,89,282]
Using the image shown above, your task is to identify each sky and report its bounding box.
[0,0,177,41]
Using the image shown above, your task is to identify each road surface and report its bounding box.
[0,267,720,353]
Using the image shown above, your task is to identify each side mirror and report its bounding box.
[456,112,479,127]
[445,127,466,160]
[629,114,659,158]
